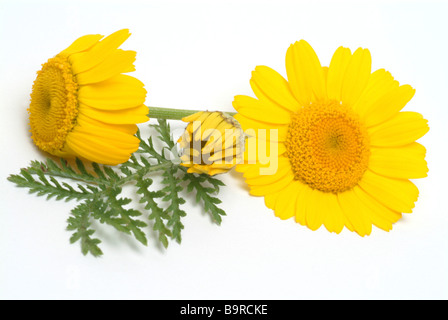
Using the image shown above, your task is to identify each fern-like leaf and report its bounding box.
[182,170,226,225]
[8,168,97,202]
[67,199,103,257]
[8,119,230,256]
[101,187,148,246]
[136,176,172,248]
[161,166,187,243]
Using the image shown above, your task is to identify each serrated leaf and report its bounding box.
[136,176,172,247]
[67,200,103,257]
[160,167,187,243]
[182,170,227,225]
[8,118,229,257]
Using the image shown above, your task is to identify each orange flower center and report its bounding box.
[285,101,370,193]
[29,55,78,154]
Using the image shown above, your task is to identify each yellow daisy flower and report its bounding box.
[178,111,245,176]
[234,40,429,236]
[28,29,148,165]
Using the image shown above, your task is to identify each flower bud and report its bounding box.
[178,111,245,176]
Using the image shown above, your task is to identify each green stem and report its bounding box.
[147,106,236,120]
[118,161,173,186]
[31,160,173,188]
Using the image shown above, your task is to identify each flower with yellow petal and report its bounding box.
[178,111,245,176]
[28,29,148,165]
[234,40,429,236]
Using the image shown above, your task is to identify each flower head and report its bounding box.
[29,29,148,165]
[234,40,429,236]
[178,111,245,176]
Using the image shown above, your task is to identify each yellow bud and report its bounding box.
[178,111,245,176]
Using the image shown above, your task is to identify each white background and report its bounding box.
[1,0,447,300]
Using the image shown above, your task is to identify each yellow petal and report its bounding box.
[242,156,291,179]
[357,169,419,213]
[245,161,291,186]
[206,146,242,163]
[326,46,352,101]
[76,112,138,135]
[75,115,139,147]
[182,111,205,123]
[338,189,372,237]
[250,65,300,113]
[369,143,428,179]
[233,95,292,124]
[237,135,285,169]
[234,113,288,141]
[208,168,232,176]
[241,122,287,143]
[66,135,133,165]
[352,186,402,232]
[285,40,326,104]
[78,103,149,124]
[294,183,312,226]
[368,111,429,147]
[273,180,304,220]
[348,185,401,234]
[353,69,398,115]
[305,189,328,231]
[78,74,146,110]
[70,29,131,74]
[194,112,225,141]
[264,191,281,210]
[322,192,346,234]
[341,48,372,107]
[66,119,139,165]
[185,166,205,174]
[76,49,136,85]
[363,84,416,127]
[59,34,104,57]
[201,133,240,160]
[201,112,224,131]
[249,173,294,197]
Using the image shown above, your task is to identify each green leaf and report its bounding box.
[152,119,176,149]
[8,119,229,257]
[136,177,172,248]
[103,187,148,246]
[181,169,227,225]
[161,166,187,243]
[7,168,97,202]
[67,200,103,257]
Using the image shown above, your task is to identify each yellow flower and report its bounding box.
[178,111,245,176]
[234,40,429,236]
[28,29,148,165]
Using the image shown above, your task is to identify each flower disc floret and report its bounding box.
[29,55,78,154]
[286,101,370,193]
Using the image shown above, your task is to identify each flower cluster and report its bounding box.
[9,29,429,256]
